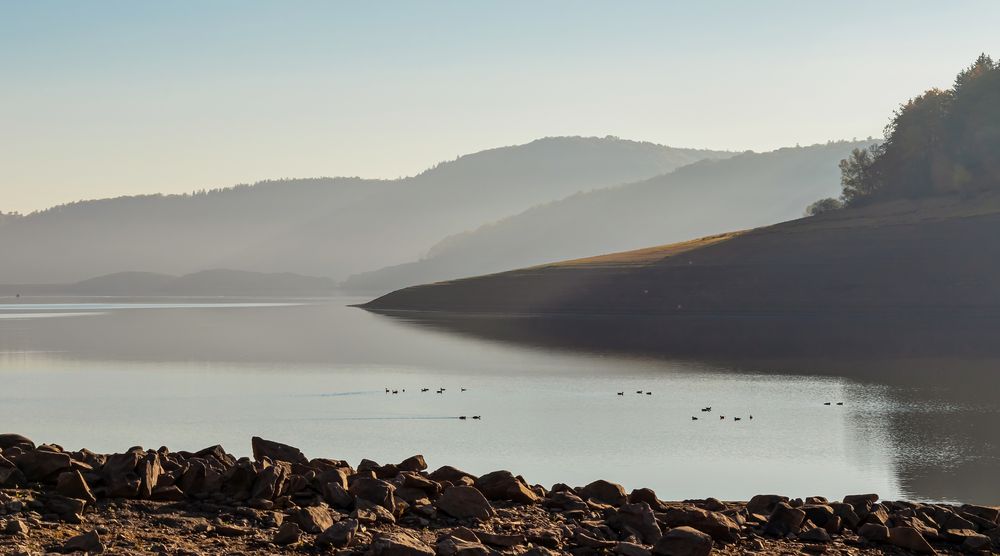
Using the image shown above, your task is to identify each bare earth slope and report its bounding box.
[364,195,1000,316]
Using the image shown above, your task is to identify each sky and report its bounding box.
[2,1,998,214]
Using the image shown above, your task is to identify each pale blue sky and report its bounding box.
[2,1,998,212]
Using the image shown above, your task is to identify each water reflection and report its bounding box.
[0,298,995,503]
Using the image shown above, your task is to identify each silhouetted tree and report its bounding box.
[805,197,843,216]
[840,54,999,205]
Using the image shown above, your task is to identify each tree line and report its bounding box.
[808,54,999,215]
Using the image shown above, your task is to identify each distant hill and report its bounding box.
[363,193,1000,316]
[0,269,337,297]
[0,137,730,284]
[344,141,874,293]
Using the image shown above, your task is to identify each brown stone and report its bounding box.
[763,502,805,537]
[475,531,526,547]
[474,470,539,504]
[436,485,495,520]
[55,470,96,505]
[16,449,73,482]
[251,436,308,465]
[317,518,358,549]
[888,526,936,554]
[60,530,104,554]
[398,455,428,472]
[858,522,890,543]
[369,531,435,556]
[350,477,396,512]
[652,526,713,556]
[272,521,301,546]
[292,504,338,533]
[0,434,34,450]
[746,494,788,516]
[658,507,738,543]
[606,502,662,544]
[579,479,628,507]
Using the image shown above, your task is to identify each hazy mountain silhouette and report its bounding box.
[0,269,337,297]
[345,141,875,293]
[0,137,730,284]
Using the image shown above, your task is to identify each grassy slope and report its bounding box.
[364,194,1000,316]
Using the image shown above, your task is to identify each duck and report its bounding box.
[719,415,725,420]
[421,388,429,392]
[617,392,624,396]
[836,402,844,406]
[701,407,712,412]
[472,416,481,420]
[636,390,643,394]
[734,417,742,421]
[645,392,652,395]
[461,388,467,392]
[824,402,832,406]
[691,416,699,421]
[459,416,467,420]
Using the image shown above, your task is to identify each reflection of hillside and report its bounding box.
[369,312,1000,504]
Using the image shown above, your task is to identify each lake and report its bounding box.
[0,297,996,504]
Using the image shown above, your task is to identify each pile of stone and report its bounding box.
[1,433,998,555]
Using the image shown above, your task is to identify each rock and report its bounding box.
[606,502,662,544]
[369,531,436,556]
[960,532,992,552]
[0,454,26,486]
[55,470,97,505]
[800,504,838,532]
[60,530,104,554]
[474,471,539,504]
[763,502,806,537]
[798,527,832,543]
[430,465,478,484]
[150,485,186,501]
[138,452,162,498]
[628,488,662,509]
[354,498,397,523]
[272,521,301,545]
[39,494,86,523]
[746,494,788,516]
[4,518,28,535]
[213,523,254,537]
[317,518,358,549]
[102,449,144,498]
[543,490,589,513]
[436,486,495,520]
[436,537,492,556]
[398,455,428,472]
[652,526,713,556]
[615,542,652,556]
[16,449,73,482]
[323,481,355,509]
[573,530,616,549]
[251,437,308,465]
[475,531,525,547]
[659,507,738,543]
[292,504,337,533]
[250,461,290,501]
[888,526,936,554]
[525,527,563,549]
[830,502,861,529]
[350,477,396,512]
[0,434,34,450]
[858,522,890,543]
[960,504,1000,524]
[579,480,628,507]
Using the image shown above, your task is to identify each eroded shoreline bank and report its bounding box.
[0,434,997,555]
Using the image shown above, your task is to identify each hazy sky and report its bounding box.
[2,1,998,213]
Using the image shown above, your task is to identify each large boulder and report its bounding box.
[292,504,338,533]
[763,502,806,537]
[887,526,936,553]
[350,477,396,511]
[659,507,739,543]
[369,531,435,556]
[251,437,308,465]
[55,471,96,505]
[397,455,427,472]
[474,471,539,504]
[746,494,787,517]
[317,518,358,549]
[579,479,628,507]
[436,486,495,520]
[858,523,890,543]
[60,530,104,554]
[16,449,72,482]
[0,434,34,451]
[430,465,478,484]
[606,502,662,544]
[652,526,713,556]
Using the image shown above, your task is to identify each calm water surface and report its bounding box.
[0,297,995,503]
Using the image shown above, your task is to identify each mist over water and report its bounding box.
[1,298,995,504]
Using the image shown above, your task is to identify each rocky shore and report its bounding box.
[0,434,997,555]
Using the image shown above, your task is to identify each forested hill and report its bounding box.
[345,141,874,293]
[0,137,730,284]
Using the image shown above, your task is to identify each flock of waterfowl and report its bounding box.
[384,386,479,420]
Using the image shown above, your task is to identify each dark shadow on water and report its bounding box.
[366,309,1000,504]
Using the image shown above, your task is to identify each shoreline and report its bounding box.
[1,435,997,555]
